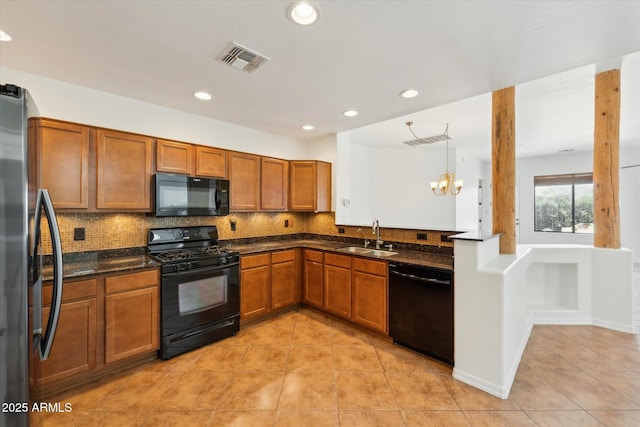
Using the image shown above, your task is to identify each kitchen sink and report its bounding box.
[337,247,398,257]
[338,246,373,254]
[366,249,398,257]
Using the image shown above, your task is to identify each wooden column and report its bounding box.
[492,87,516,254]
[593,69,621,248]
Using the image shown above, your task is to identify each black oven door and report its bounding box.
[160,264,239,338]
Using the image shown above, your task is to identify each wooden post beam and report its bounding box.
[593,69,621,249]
[492,87,516,254]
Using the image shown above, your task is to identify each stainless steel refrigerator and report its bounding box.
[1,84,64,426]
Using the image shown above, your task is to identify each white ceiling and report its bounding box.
[1,1,639,160]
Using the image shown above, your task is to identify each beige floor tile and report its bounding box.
[520,346,581,373]
[336,372,398,410]
[403,410,472,426]
[209,410,275,426]
[141,410,213,426]
[275,410,339,426]
[216,372,284,411]
[509,363,581,410]
[332,344,383,371]
[73,411,151,427]
[463,410,537,426]
[293,322,334,344]
[524,410,602,427]
[331,321,375,345]
[190,344,248,372]
[278,372,337,410]
[436,373,520,411]
[538,370,640,410]
[41,372,128,413]
[267,311,299,329]
[297,308,333,326]
[237,345,290,372]
[93,371,183,411]
[339,410,405,426]
[224,326,257,345]
[375,342,448,372]
[287,344,334,371]
[386,371,459,411]
[590,344,640,372]
[141,351,199,373]
[588,370,640,405]
[30,410,91,427]
[157,371,233,410]
[251,325,294,345]
[588,410,640,426]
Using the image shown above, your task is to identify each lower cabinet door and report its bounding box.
[352,271,388,333]
[105,287,159,363]
[271,259,299,309]
[323,265,351,319]
[240,265,271,320]
[32,299,97,385]
[303,260,323,308]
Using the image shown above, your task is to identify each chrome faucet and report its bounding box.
[372,219,383,249]
[357,228,370,248]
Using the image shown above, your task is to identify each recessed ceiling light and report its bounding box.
[400,89,420,99]
[0,30,12,42]
[343,110,358,117]
[287,2,319,26]
[194,91,212,101]
[302,125,314,130]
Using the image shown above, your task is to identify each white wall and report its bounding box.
[335,130,483,230]
[1,67,306,160]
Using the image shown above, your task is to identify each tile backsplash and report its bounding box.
[40,211,454,254]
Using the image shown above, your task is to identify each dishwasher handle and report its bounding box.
[389,269,451,287]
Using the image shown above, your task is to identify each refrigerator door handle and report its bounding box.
[32,189,63,360]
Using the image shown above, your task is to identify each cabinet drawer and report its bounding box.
[241,253,271,270]
[353,258,387,276]
[304,249,323,263]
[105,270,158,295]
[43,278,97,306]
[324,252,351,269]
[271,249,296,264]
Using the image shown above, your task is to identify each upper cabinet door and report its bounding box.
[261,157,288,211]
[228,151,260,211]
[156,139,193,175]
[96,130,153,210]
[195,146,227,178]
[35,119,90,209]
[289,160,331,212]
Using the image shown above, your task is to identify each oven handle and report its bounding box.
[163,262,239,278]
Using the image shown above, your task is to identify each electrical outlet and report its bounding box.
[284,219,289,227]
[230,219,236,231]
[416,233,427,240]
[338,227,345,234]
[74,227,85,241]
[441,234,451,242]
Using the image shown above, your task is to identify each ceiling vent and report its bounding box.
[217,42,269,73]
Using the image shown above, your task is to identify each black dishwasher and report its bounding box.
[389,263,453,365]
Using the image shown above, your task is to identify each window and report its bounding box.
[534,173,593,234]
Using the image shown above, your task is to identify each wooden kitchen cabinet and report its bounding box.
[289,160,331,212]
[195,145,227,178]
[240,253,271,319]
[261,157,289,210]
[96,129,153,210]
[229,151,260,211]
[323,253,352,319]
[303,249,323,309]
[32,119,90,209]
[156,138,193,175]
[352,257,388,333]
[31,278,97,387]
[104,270,159,363]
[271,249,300,309]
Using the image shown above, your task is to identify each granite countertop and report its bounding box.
[229,239,454,271]
[43,255,159,281]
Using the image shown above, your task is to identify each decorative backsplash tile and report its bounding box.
[39,211,454,255]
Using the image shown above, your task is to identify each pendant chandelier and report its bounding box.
[404,122,463,196]
[430,124,463,196]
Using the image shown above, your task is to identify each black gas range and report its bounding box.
[148,226,240,359]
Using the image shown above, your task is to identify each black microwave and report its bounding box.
[155,173,229,217]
